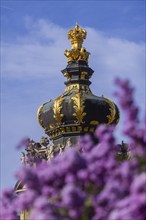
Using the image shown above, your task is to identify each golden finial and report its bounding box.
[67,23,87,50]
[64,23,90,63]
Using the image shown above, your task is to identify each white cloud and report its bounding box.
[2,19,145,92]
[2,18,69,79]
[85,27,145,94]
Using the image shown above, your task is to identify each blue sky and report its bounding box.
[1,0,145,189]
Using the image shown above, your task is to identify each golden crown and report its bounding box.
[68,22,87,50]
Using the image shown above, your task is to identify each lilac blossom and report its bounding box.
[0,78,145,220]
[16,138,30,150]
[114,78,146,156]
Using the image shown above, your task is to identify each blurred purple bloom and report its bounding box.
[131,173,146,194]
[16,166,40,192]
[15,190,37,210]
[1,78,146,220]
[78,134,94,152]
[16,137,30,149]
[61,183,86,208]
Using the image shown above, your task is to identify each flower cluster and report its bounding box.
[114,78,146,156]
[0,79,145,220]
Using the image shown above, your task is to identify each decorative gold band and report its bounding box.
[46,125,96,138]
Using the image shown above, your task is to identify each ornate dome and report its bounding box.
[37,23,120,146]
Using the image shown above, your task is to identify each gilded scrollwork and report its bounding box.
[37,103,46,128]
[64,48,90,63]
[65,83,91,93]
[64,72,71,80]
[72,93,86,124]
[53,96,64,125]
[65,84,80,92]
[105,98,116,124]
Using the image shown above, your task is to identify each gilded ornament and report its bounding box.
[77,126,82,131]
[72,93,86,124]
[37,103,46,129]
[66,127,71,132]
[65,84,80,92]
[80,72,88,79]
[64,72,71,80]
[89,127,95,132]
[64,23,90,63]
[90,120,99,125]
[78,48,90,62]
[68,22,87,50]
[49,124,55,129]
[72,126,76,132]
[64,48,90,63]
[84,127,89,132]
[81,85,91,93]
[60,127,65,133]
[64,49,80,62]
[65,83,91,93]
[105,98,116,124]
[53,96,64,125]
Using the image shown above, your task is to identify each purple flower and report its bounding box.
[69,209,81,220]
[61,183,86,208]
[1,78,146,220]
[16,137,30,149]
[15,190,37,210]
[16,166,40,192]
[30,197,61,220]
[59,149,87,173]
[131,173,146,194]
[0,189,19,220]
[78,134,94,152]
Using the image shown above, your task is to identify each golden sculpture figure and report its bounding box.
[64,23,90,63]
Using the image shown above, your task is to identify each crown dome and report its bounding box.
[37,24,120,146]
